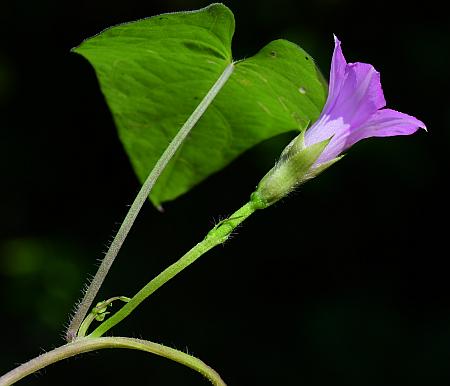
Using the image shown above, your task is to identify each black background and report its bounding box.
[1,0,449,385]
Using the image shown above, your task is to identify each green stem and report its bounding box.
[90,200,259,338]
[66,63,235,342]
[0,337,226,386]
[77,312,96,338]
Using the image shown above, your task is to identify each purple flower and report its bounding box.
[305,35,426,166]
[253,36,426,208]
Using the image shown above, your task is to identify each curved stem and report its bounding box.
[66,63,235,342]
[0,337,226,386]
[89,200,259,338]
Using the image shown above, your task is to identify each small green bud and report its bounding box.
[93,301,109,315]
[95,312,110,322]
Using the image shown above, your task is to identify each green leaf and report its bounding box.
[73,3,327,206]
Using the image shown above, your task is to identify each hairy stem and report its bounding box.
[66,63,235,341]
[0,337,226,386]
[89,200,260,338]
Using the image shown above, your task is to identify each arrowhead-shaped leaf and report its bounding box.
[73,3,327,206]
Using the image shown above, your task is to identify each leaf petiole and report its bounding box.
[65,63,235,342]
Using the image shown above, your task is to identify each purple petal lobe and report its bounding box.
[304,61,387,164]
[345,108,426,147]
[328,62,386,127]
[322,35,347,114]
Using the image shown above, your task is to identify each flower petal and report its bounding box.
[305,115,350,164]
[344,108,426,147]
[305,62,387,163]
[322,35,347,115]
[329,62,386,127]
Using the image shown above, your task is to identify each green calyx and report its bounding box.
[254,133,339,206]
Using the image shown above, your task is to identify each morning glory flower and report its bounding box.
[304,35,426,166]
[253,35,426,207]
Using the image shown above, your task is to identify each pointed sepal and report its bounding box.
[254,137,331,206]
